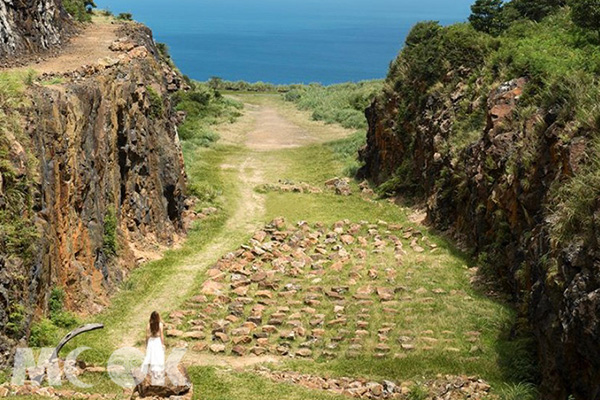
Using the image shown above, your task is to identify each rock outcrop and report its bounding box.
[360,58,600,399]
[0,0,73,63]
[0,22,188,367]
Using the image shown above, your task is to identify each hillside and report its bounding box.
[359,2,600,398]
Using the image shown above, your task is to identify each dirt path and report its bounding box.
[6,19,118,74]
[113,98,351,371]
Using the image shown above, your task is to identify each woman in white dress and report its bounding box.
[141,311,165,379]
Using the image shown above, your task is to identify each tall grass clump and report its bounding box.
[283,81,382,130]
[173,82,242,148]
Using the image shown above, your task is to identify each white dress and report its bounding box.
[142,328,165,375]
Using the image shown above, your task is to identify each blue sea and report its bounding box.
[95,0,474,84]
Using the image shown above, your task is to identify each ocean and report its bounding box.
[95,0,474,84]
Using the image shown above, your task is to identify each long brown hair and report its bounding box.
[150,311,161,336]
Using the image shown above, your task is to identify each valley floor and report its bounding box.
[2,93,529,400]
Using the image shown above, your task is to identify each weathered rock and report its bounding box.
[133,365,192,399]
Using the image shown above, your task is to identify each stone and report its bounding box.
[232,335,252,345]
[376,287,394,301]
[209,344,225,353]
[296,349,313,358]
[256,290,273,299]
[166,329,183,338]
[201,280,224,295]
[182,331,205,340]
[250,346,267,356]
[232,345,246,356]
[133,365,191,399]
[192,343,208,352]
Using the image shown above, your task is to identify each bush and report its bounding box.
[511,0,565,21]
[48,288,78,329]
[6,304,26,336]
[63,0,94,22]
[571,0,600,39]
[283,81,382,130]
[116,12,133,21]
[174,83,242,147]
[29,319,60,347]
[146,86,164,118]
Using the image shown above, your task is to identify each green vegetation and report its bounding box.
[469,0,507,35]
[116,12,133,21]
[146,86,164,118]
[173,82,242,147]
[29,319,60,347]
[190,367,348,400]
[29,287,79,346]
[48,288,78,329]
[63,0,96,22]
[279,81,382,175]
[0,72,37,262]
[102,207,118,256]
[571,0,600,39]
[283,81,382,130]
[209,78,294,93]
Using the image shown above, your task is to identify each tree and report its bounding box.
[571,0,600,39]
[208,76,223,91]
[511,0,565,21]
[469,0,506,35]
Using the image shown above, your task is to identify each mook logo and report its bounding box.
[11,347,187,388]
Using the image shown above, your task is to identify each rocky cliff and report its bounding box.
[359,19,600,400]
[0,0,73,63]
[0,21,189,366]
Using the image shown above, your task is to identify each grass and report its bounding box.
[283,81,382,130]
[189,367,349,400]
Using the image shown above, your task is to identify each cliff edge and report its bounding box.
[0,11,189,367]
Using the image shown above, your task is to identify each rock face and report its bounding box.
[0,0,72,62]
[360,64,599,398]
[0,22,188,367]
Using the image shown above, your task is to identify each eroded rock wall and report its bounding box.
[361,73,599,399]
[0,0,72,62]
[0,23,188,366]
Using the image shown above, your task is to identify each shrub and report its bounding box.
[571,0,600,39]
[511,0,565,21]
[63,0,93,22]
[174,83,242,147]
[116,12,133,21]
[283,81,382,130]
[48,287,78,329]
[29,319,59,347]
[146,86,164,118]
[6,304,26,336]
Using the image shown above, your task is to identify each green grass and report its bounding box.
[283,81,382,130]
[190,367,349,400]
